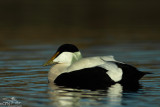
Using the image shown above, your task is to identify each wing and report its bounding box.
[99,62,123,82]
[113,62,148,84]
[99,61,148,84]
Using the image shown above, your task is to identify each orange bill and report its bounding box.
[43,52,60,66]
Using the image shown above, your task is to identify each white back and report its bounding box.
[67,56,116,72]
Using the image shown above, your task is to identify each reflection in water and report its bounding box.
[48,83,80,107]
[107,84,123,107]
[48,83,125,107]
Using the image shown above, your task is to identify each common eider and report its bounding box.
[43,44,150,89]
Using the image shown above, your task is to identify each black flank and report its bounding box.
[54,67,115,89]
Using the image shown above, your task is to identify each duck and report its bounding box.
[43,44,150,89]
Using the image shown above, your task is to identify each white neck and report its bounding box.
[53,51,82,65]
[48,51,82,83]
[48,63,70,83]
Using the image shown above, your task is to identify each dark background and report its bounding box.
[0,0,160,47]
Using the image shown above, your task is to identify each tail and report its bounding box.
[139,71,153,79]
[143,72,153,75]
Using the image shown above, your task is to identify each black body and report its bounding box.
[54,67,115,89]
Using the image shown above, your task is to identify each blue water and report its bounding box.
[0,43,160,107]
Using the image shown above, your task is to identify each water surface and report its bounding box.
[0,43,160,107]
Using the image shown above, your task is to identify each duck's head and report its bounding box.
[43,44,82,66]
